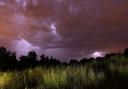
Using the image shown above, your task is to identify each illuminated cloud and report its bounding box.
[0,0,127,60]
[91,52,105,58]
[14,38,41,56]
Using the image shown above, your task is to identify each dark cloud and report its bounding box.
[0,0,128,61]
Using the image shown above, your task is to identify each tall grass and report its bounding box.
[0,56,128,89]
[0,66,105,89]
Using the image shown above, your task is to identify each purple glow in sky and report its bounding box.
[0,0,128,61]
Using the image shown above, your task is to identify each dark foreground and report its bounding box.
[0,47,128,89]
[1,56,128,89]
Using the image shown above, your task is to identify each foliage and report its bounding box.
[0,47,128,88]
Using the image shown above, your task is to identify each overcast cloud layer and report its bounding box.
[0,0,128,61]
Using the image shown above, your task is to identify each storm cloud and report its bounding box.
[0,0,128,61]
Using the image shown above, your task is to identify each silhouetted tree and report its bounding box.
[9,52,18,70]
[124,48,128,57]
[40,54,45,60]
[40,55,61,66]
[0,47,16,70]
[105,53,118,59]
[40,55,50,66]
[49,57,61,65]
[96,57,104,61]
[0,46,128,71]
[79,58,88,64]
[69,59,78,65]
[19,55,29,68]
[19,51,38,68]
[28,51,38,67]
[0,47,18,70]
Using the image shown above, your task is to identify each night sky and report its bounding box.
[0,0,128,61]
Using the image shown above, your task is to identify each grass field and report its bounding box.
[0,56,128,89]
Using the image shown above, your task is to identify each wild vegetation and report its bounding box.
[0,47,128,89]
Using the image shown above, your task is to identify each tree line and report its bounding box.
[0,46,128,71]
